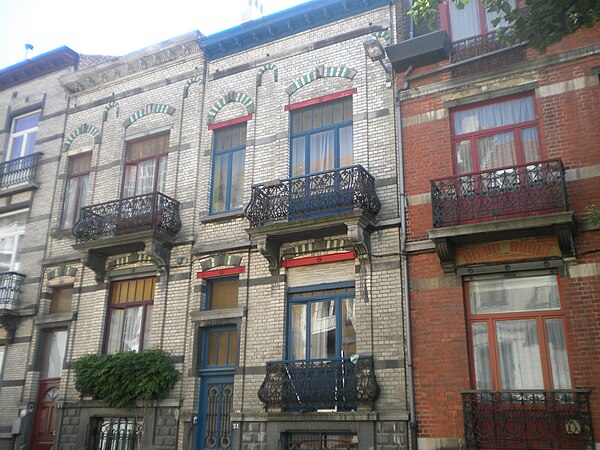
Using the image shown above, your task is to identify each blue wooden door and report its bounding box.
[197,375,234,450]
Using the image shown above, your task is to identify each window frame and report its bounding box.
[61,152,91,229]
[7,111,40,161]
[465,274,574,391]
[289,97,353,178]
[441,0,515,42]
[121,133,169,199]
[205,276,239,311]
[209,123,247,214]
[450,93,542,176]
[0,212,26,273]
[104,277,155,354]
[286,281,355,361]
[201,325,238,370]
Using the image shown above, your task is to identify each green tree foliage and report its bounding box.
[409,0,600,53]
[73,349,180,409]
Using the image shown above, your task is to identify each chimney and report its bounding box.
[241,0,264,23]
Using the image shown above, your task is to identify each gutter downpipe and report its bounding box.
[394,64,418,450]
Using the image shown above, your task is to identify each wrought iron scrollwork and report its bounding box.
[246,165,380,228]
[93,417,143,450]
[0,152,42,189]
[431,160,568,228]
[462,389,594,450]
[73,192,181,243]
[258,357,379,411]
[0,272,25,309]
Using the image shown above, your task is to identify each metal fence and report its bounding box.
[0,152,42,189]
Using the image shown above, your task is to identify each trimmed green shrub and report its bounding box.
[73,349,180,408]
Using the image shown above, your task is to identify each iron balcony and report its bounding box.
[431,159,568,229]
[0,272,25,310]
[462,389,594,449]
[0,152,42,189]
[245,165,381,228]
[258,357,380,412]
[72,192,182,243]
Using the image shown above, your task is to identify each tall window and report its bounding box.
[203,327,238,369]
[106,277,154,354]
[123,134,168,198]
[8,112,40,161]
[452,95,540,175]
[467,275,572,390]
[290,98,353,177]
[211,124,246,213]
[206,278,238,310]
[62,153,91,229]
[448,0,514,41]
[287,285,356,360]
[0,213,26,273]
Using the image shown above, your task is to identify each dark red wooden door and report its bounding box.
[31,378,60,450]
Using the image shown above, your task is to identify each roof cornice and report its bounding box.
[0,47,79,91]
[198,0,392,61]
[60,31,203,94]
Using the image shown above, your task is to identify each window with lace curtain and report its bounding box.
[451,94,541,176]
[446,0,515,41]
[61,153,91,229]
[466,275,572,391]
[122,133,168,198]
[105,277,154,354]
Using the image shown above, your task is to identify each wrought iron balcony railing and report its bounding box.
[431,160,568,228]
[0,152,42,189]
[462,390,594,449]
[245,165,381,228]
[257,357,380,411]
[73,192,181,243]
[0,272,25,309]
[450,30,513,63]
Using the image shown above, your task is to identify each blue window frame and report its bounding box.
[202,326,238,370]
[290,98,353,177]
[210,124,246,213]
[287,283,356,361]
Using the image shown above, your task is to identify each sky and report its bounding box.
[0,0,312,70]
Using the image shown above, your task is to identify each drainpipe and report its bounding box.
[393,64,418,450]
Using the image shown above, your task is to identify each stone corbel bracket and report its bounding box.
[346,218,373,264]
[256,236,281,276]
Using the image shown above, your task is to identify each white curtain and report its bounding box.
[454,97,536,135]
[310,130,335,173]
[471,322,493,390]
[449,0,480,41]
[486,0,515,30]
[42,330,67,379]
[137,159,156,195]
[122,307,143,352]
[290,304,307,360]
[496,320,544,390]
[310,300,336,359]
[546,319,572,389]
[106,309,124,354]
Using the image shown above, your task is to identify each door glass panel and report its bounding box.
[9,136,24,159]
[291,137,306,176]
[477,131,517,171]
[211,153,228,212]
[522,127,540,162]
[496,319,544,390]
[310,300,336,359]
[455,140,473,174]
[122,306,143,352]
[230,150,245,209]
[290,303,307,360]
[41,330,67,379]
[341,298,356,356]
[546,318,572,389]
[470,276,559,314]
[471,322,493,390]
[107,309,125,354]
[309,130,335,173]
[123,165,137,198]
[136,159,156,195]
[339,126,353,168]
[24,132,37,156]
[449,0,480,40]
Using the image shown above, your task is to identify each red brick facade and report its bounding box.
[397,15,600,449]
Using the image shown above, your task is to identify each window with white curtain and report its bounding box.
[106,277,154,354]
[61,153,91,229]
[452,95,540,175]
[0,212,26,273]
[123,134,169,198]
[287,285,355,361]
[467,275,572,391]
[448,0,515,41]
[290,97,353,177]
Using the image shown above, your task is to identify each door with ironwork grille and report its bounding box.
[197,376,234,450]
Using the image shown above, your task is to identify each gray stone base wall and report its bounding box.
[376,421,408,450]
